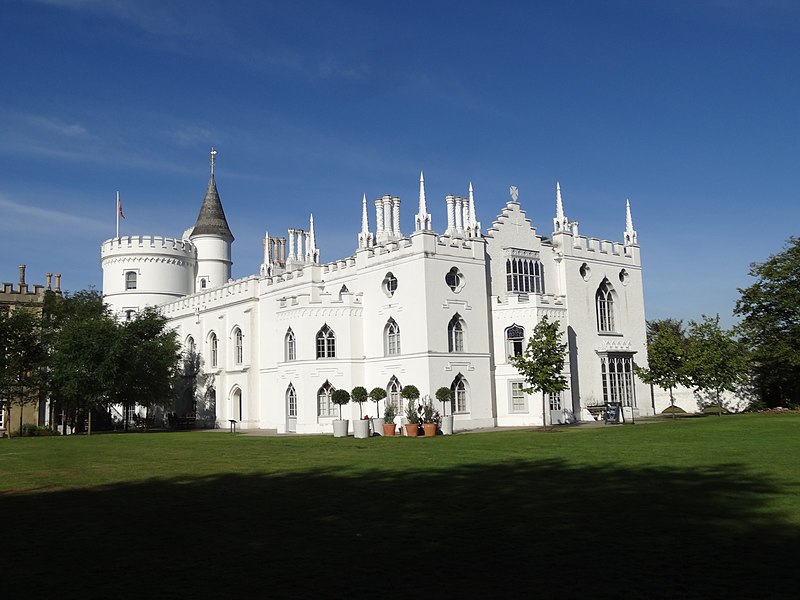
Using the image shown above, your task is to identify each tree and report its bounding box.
[435,386,452,417]
[0,308,46,437]
[368,386,386,418]
[684,315,750,416]
[635,319,689,418]
[331,389,350,420]
[173,348,214,424]
[48,290,117,435]
[401,384,421,424]
[509,315,568,428]
[111,307,181,428]
[351,386,368,418]
[735,237,800,407]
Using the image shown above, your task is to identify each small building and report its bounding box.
[0,266,62,434]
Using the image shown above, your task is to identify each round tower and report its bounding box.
[189,148,234,291]
[101,235,196,319]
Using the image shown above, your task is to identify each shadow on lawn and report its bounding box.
[5,459,797,599]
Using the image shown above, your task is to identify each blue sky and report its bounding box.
[1,0,798,326]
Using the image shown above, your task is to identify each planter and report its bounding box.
[440,415,454,435]
[383,422,397,436]
[404,423,419,437]
[353,419,370,439]
[423,423,437,437]
[332,419,349,438]
[371,417,385,436]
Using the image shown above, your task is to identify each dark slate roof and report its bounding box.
[190,176,234,241]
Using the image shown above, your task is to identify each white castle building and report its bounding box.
[101,151,654,432]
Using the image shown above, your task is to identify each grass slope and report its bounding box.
[2,413,799,598]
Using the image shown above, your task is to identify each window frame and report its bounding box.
[596,279,616,333]
[234,328,243,365]
[316,324,336,359]
[125,270,138,290]
[285,328,296,362]
[317,381,336,417]
[385,318,401,356]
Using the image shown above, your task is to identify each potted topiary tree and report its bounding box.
[436,386,454,435]
[351,386,370,439]
[331,388,351,437]
[401,384,420,437]
[369,386,387,436]
[420,396,438,437]
[382,402,398,436]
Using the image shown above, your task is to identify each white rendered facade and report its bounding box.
[101,160,654,432]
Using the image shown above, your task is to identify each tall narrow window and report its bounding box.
[448,314,465,353]
[186,336,195,355]
[285,328,296,361]
[316,324,336,359]
[125,271,137,290]
[600,354,636,407]
[232,388,242,421]
[506,325,525,358]
[511,381,527,412]
[596,279,616,332]
[287,384,297,417]
[387,376,402,412]
[317,381,336,417]
[385,318,401,356]
[210,333,218,368]
[234,328,243,364]
[451,375,469,413]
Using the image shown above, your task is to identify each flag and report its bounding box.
[118,196,125,219]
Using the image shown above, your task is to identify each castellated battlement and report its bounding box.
[101,235,196,259]
[159,275,259,316]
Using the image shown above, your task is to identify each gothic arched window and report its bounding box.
[316,324,336,359]
[451,374,469,413]
[387,376,402,412]
[506,325,525,358]
[233,327,243,364]
[285,328,296,361]
[385,318,401,356]
[209,333,218,368]
[448,314,465,353]
[596,279,616,332]
[317,381,335,417]
[125,271,137,290]
[286,383,297,418]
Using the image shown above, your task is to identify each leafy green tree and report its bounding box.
[684,315,750,416]
[0,308,46,437]
[401,385,421,424]
[635,319,689,418]
[331,388,350,420]
[351,386,368,418]
[509,315,568,428]
[111,307,181,428]
[368,386,386,418]
[435,386,452,417]
[173,349,214,423]
[735,237,800,407]
[43,289,111,433]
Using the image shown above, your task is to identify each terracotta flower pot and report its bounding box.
[383,423,396,436]
[404,423,419,437]
[423,423,437,437]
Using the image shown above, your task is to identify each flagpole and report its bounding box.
[116,191,120,238]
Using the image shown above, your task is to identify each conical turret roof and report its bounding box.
[190,175,234,241]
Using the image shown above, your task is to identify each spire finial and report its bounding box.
[556,182,564,220]
[210,147,217,177]
[468,181,480,235]
[624,198,638,245]
[361,193,369,234]
[415,170,432,232]
[553,181,570,234]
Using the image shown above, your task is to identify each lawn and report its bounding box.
[2,413,799,598]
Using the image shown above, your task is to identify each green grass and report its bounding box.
[3,413,799,598]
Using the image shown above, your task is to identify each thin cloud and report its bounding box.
[0,194,107,232]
